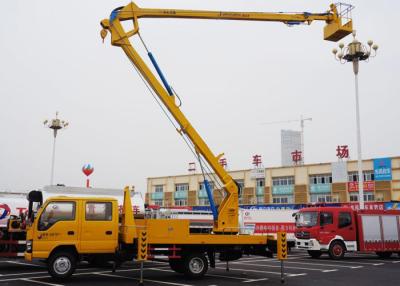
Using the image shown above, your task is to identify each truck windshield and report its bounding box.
[296,211,318,227]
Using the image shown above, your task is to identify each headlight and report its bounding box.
[26,240,32,252]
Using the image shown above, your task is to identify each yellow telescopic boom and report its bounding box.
[100,2,353,234]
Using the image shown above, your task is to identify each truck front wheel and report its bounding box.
[183,253,208,278]
[307,250,322,259]
[48,251,77,279]
[328,241,345,260]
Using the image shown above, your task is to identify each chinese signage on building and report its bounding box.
[252,155,262,167]
[336,145,349,159]
[219,157,227,169]
[291,150,302,165]
[347,181,375,192]
[373,158,392,181]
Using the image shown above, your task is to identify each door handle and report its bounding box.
[67,231,75,235]
[105,231,112,235]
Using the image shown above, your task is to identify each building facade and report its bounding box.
[146,156,400,207]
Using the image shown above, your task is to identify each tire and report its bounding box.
[48,251,77,279]
[169,259,184,273]
[328,241,345,260]
[182,253,208,278]
[376,252,392,259]
[308,250,322,259]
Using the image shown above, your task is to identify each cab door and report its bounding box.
[33,200,79,258]
[80,200,118,253]
[319,211,336,245]
[336,211,357,245]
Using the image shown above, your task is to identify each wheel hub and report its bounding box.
[54,257,71,275]
[333,245,342,256]
[189,257,204,274]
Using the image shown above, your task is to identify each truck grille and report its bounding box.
[295,231,310,239]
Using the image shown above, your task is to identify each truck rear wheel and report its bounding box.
[48,251,77,279]
[183,253,208,278]
[307,250,322,259]
[376,252,392,259]
[328,241,345,260]
[169,259,184,273]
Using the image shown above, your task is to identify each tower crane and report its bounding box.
[262,115,312,164]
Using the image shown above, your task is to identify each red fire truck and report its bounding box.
[295,206,400,259]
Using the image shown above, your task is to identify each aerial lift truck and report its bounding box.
[24,2,353,279]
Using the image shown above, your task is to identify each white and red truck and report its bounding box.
[239,208,296,250]
[0,185,144,258]
[295,206,400,259]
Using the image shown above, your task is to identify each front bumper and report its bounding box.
[24,252,32,261]
[296,238,324,251]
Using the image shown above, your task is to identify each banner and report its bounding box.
[341,202,384,211]
[384,202,400,210]
[374,158,392,181]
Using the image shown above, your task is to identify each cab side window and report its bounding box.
[85,202,113,221]
[338,212,352,228]
[38,202,75,231]
[320,212,333,226]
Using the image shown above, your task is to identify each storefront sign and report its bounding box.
[374,158,392,181]
[347,181,375,192]
[250,168,265,179]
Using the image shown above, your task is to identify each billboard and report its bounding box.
[373,158,392,181]
[281,130,302,166]
[347,181,375,192]
[332,161,348,183]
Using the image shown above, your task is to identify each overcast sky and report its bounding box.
[0,0,398,194]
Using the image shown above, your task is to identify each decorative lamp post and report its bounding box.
[43,112,69,185]
[332,31,378,209]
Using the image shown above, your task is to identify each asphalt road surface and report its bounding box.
[0,250,399,286]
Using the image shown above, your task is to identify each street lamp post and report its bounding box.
[44,112,69,185]
[332,31,378,209]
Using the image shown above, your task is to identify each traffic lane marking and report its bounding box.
[242,278,268,283]
[310,256,400,265]
[296,257,385,266]
[233,261,338,272]
[4,260,44,267]
[0,266,116,278]
[95,272,194,286]
[149,267,270,283]
[0,265,172,282]
[245,259,363,269]
[20,278,64,286]
[215,266,307,277]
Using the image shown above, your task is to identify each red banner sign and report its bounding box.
[347,181,375,192]
[341,202,384,211]
[252,222,296,234]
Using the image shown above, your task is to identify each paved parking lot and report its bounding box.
[0,250,399,286]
